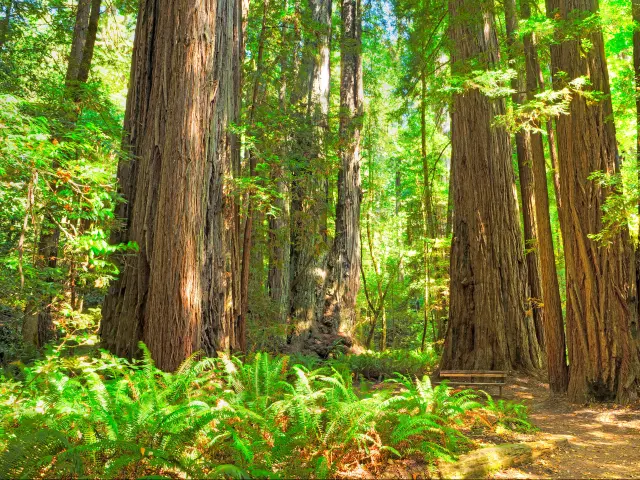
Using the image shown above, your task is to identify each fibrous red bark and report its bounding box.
[101,0,242,370]
[320,0,363,347]
[546,0,640,402]
[440,0,542,372]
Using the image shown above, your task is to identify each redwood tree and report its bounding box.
[440,0,542,372]
[504,0,545,349]
[546,0,640,402]
[320,0,363,349]
[521,0,569,393]
[101,0,242,370]
[288,0,332,351]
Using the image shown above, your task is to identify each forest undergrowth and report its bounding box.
[0,314,532,479]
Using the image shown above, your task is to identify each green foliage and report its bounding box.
[0,342,531,478]
[481,394,536,433]
[329,348,439,381]
[0,92,127,346]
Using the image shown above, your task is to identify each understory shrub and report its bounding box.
[328,348,439,380]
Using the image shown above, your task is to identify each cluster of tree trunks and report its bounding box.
[100,0,364,366]
[510,0,569,393]
[442,0,639,403]
[546,0,640,402]
[95,0,640,404]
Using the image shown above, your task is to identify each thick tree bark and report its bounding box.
[521,0,568,393]
[546,0,640,402]
[203,0,243,355]
[505,0,545,349]
[440,0,542,372]
[288,0,332,352]
[320,0,363,346]
[101,0,242,370]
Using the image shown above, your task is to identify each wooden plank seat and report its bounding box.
[438,370,507,396]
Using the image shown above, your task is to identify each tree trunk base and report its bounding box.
[438,436,569,479]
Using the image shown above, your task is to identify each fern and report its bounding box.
[0,346,530,478]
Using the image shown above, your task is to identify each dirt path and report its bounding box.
[494,375,640,479]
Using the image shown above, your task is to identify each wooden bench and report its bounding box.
[439,370,507,396]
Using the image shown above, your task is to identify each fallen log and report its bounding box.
[439,435,569,479]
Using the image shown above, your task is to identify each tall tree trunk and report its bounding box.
[320,0,363,347]
[101,0,242,370]
[267,0,297,328]
[546,0,640,402]
[24,0,100,348]
[633,0,640,338]
[440,0,542,372]
[505,0,545,349]
[420,69,434,353]
[521,0,568,393]
[288,0,332,352]
[200,0,243,356]
[239,0,269,351]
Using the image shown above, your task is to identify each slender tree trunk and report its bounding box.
[267,0,298,328]
[288,0,332,352]
[202,0,243,356]
[420,69,434,353]
[633,0,640,335]
[440,0,542,372]
[521,0,569,393]
[76,0,102,86]
[546,0,640,402]
[239,0,269,350]
[24,0,101,348]
[65,0,92,88]
[320,0,363,348]
[101,0,242,370]
[505,0,545,349]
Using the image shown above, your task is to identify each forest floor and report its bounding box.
[493,375,640,479]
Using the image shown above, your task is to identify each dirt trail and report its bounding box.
[494,375,640,479]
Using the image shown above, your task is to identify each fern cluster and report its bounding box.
[0,344,529,478]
